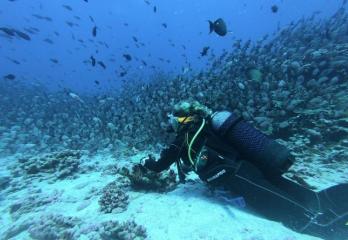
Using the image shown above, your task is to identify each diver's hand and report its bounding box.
[140,154,155,165]
[134,162,148,174]
[140,157,148,166]
[138,154,155,173]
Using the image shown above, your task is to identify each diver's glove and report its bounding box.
[137,154,155,173]
[140,154,155,165]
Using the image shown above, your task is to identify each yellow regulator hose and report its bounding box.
[188,119,206,170]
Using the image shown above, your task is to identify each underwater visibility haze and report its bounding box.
[0,0,348,240]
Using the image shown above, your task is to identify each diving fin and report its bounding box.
[232,163,348,239]
[302,211,348,240]
[317,183,348,216]
[301,184,348,240]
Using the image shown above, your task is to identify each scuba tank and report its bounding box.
[211,111,294,177]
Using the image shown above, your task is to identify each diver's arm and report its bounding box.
[143,142,182,172]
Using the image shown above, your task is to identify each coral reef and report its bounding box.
[3,214,80,240]
[99,181,129,213]
[119,164,177,192]
[283,134,348,189]
[14,150,81,179]
[98,220,147,240]
[3,214,148,240]
[28,214,81,240]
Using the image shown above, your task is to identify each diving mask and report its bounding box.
[167,113,195,132]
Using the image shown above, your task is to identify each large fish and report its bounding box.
[208,18,227,36]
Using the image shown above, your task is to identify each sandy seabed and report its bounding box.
[2,148,346,240]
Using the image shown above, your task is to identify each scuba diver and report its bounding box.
[138,100,348,240]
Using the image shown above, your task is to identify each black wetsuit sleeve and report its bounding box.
[144,139,183,173]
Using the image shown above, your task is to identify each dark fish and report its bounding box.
[89,16,95,23]
[271,5,279,13]
[123,54,132,61]
[91,56,96,66]
[153,6,157,12]
[208,18,227,36]
[0,27,15,36]
[84,0,88,2]
[24,28,37,34]
[119,71,127,77]
[98,61,106,69]
[32,14,52,22]
[14,30,31,40]
[66,21,77,27]
[144,0,150,5]
[44,38,54,44]
[50,58,59,64]
[162,23,167,28]
[132,36,138,42]
[74,16,81,20]
[95,80,100,85]
[3,74,16,80]
[7,58,20,64]
[28,27,40,33]
[62,5,73,11]
[92,26,97,37]
[141,60,147,66]
[201,46,210,56]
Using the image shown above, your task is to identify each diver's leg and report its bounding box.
[202,161,348,239]
[302,184,348,240]
[267,173,348,239]
[224,161,314,231]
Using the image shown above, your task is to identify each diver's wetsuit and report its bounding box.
[144,111,348,240]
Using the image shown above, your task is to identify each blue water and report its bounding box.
[0,0,343,93]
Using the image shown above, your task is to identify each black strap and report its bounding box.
[218,114,243,137]
[175,138,187,182]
